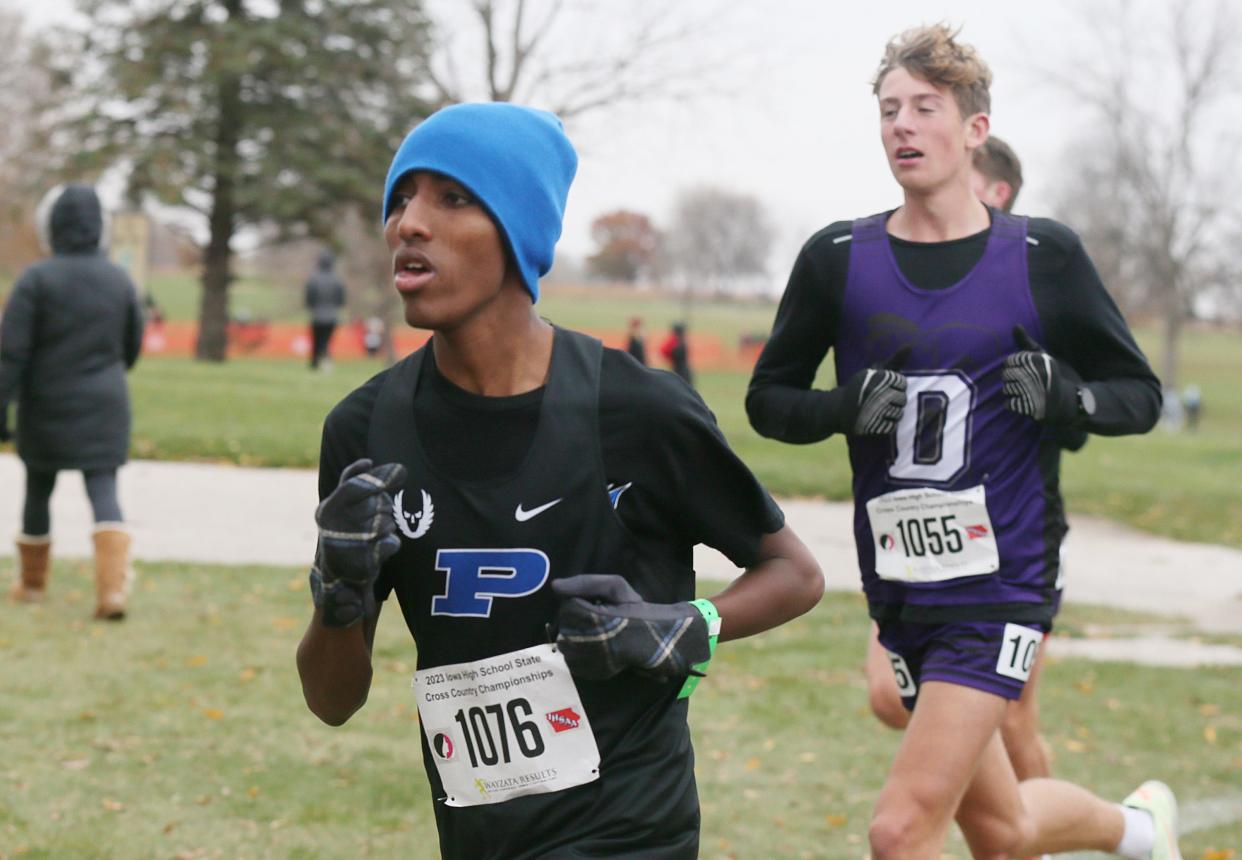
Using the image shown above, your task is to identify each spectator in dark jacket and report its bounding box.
[304,250,347,370]
[0,184,144,619]
[625,316,647,365]
[659,321,693,387]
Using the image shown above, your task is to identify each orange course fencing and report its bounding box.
[142,321,765,371]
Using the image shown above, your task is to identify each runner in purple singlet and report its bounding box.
[748,24,1179,860]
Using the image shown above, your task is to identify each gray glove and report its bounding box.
[311,458,406,628]
[1002,326,1078,425]
[840,346,910,435]
[551,574,710,682]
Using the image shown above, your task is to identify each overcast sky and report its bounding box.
[16,0,1123,282]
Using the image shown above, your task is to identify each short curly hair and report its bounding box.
[872,24,992,119]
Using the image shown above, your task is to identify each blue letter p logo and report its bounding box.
[430,548,550,617]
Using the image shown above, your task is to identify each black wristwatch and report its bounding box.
[1076,386,1096,418]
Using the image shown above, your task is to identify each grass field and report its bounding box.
[0,560,1238,859]
[70,306,1239,548]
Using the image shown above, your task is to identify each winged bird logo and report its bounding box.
[394,489,434,539]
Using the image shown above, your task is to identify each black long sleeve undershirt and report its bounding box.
[746,215,1161,443]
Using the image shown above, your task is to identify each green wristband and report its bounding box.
[677,598,721,699]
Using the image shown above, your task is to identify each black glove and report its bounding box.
[839,346,911,435]
[0,405,10,443]
[311,458,406,628]
[551,574,711,682]
[1002,326,1078,425]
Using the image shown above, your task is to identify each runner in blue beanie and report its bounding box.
[382,102,577,303]
[298,100,824,860]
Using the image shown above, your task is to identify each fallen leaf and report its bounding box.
[239,668,257,683]
[186,655,208,668]
[272,617,298,631]
[825,813,847,827]
[1199,703,1221,717]
[1063,739,1086,753]
[202,708,224,721]
[1204,725,1218,744]
[1202,850,1234,860]
[744,757,761,771]
[102,798,124,812]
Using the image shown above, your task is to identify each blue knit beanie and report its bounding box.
[382,103,578,303]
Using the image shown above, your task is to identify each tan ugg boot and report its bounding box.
[10,534,51,603]
[92,524,134,620]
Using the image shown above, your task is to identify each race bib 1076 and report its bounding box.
[413,643,600,807]
[866,485,999,583]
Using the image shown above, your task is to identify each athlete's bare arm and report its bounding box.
[707,524,824,641]
[297,603,382,725]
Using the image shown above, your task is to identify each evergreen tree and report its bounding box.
[44,0,434,360]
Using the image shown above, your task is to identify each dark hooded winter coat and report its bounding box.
[0,185,144,471]
[304,250,346,325]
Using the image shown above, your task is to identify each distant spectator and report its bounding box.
[304,249,346,371]
[363,315,385,359]
[142,292,165,325]
[143,293,168,353]
[0,184,144,620]
[1183,384,1202,431]
[659,321,693,387]
[625,316,647,365]
[1161,386,1185,430]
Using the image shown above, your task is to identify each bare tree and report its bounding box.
[0,10,51,275]
[422,0,728,119]
[667,186,774,311]
[1046,0,1242,388]
[334,208,402,364]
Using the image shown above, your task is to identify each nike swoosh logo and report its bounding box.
[515,498,563,522]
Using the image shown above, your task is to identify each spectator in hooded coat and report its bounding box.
[0,184,144,619]
[305,250,347,370]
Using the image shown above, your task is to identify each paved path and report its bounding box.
[3,454,1241,664]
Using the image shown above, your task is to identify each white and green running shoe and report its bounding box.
[1122,780,1182,860]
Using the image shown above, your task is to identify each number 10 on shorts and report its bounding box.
[996,623,1042,682]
